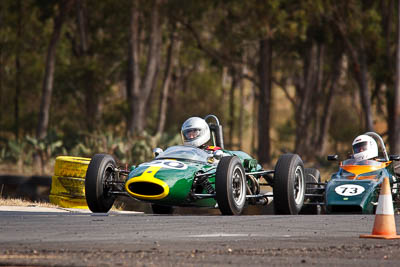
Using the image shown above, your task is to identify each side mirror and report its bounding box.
[327,155,339,161]
[213,150,224,160]
[389,155,400,161]
[153,148,163,157]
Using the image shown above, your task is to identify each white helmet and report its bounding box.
[352,135,378,161]
[181,117,210,147]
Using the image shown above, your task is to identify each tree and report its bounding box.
[69,0,101,132]
[126,0,162,136]
[0,3,2,128]
[155,22,179,138]
[36,0,73,140]
[393,0,400,154]
[35,0,73,170]
[257,38,272,163]
[327,1,377,132]
[14,0,22,140]
[176,0,284,164]
[270,1,348,159]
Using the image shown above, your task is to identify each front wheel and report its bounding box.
[85,154,116,213]
[273,154,305,215]
[215,156,246,215]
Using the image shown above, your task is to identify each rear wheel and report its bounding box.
[215,156,246,215]
[151,204,174,214]
[300,168,321,215]
[273,154,305,215]
[85,154,116,213]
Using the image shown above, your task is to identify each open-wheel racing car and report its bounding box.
[305,132,400,214]
[85,115,310,215]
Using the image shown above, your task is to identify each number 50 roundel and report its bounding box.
[335,184,365,196]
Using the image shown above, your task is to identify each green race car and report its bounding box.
[303,132,400,214]
[85,115,308,215]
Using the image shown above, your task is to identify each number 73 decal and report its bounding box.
[335,184,365,196]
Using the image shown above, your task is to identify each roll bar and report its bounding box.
[204,114,224,149]
[364,132,389,161]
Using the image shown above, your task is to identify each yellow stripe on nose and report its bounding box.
[141,166,163,177]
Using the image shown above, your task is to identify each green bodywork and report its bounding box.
[125,146,262,207]
[325,162,398,214]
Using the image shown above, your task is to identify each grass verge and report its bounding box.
[0,198,59,208]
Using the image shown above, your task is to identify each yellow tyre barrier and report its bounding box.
[50,156,91,209]
[49,194,88,209]
[54,156,91,178]
[50,175,86,198]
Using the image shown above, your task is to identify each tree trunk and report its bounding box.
[36,0,72,140]
[76,0,88,54]
[238,64,246,150]
[335,20,374,132]
[315,52,343,156]
[294,42,318,155]
[251,84,258,156]
[0,52,2,127]
[310,44,325,146]
[332,16,374,132]
[392,0,400,154]
[74,0,101,132]
[355,50,374,131]
[155,24,178,137]
[126,1,140,135]
[127,0,161,136]
[0,1,2,126]
[35,0,72,172]
[387,0,397,153]
[15,0,22,140]
[228,69,237,148]
[257,38,272,164]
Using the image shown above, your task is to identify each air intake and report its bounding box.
[125,177,169,200]
[128,182,164,196]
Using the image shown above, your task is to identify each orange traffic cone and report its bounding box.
[360,177,400,239]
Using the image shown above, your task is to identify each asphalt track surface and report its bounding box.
[1,207,400,266]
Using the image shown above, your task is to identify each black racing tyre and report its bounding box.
[300,168,321,215]
[215,156,246,215]
[85,154,116,213]
[273,154,305,215]
[151,204,174,214]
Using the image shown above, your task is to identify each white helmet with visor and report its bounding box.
[352,135,378,161]
[181,117,210,147]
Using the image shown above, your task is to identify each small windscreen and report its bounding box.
[155,145,209,163]
[342,159,382,166]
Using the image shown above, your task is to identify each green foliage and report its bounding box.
[4,139,28,166]
[0,0,398,169]
[68,131,181,165]
[129,134,154,165]
[25,135,64,163]
[0,137,40,167]
[0,130,182,172]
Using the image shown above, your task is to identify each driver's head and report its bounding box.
[352,135,378,161]
[181,117,210,147]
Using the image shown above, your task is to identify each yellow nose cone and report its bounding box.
[125,166,169,200]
